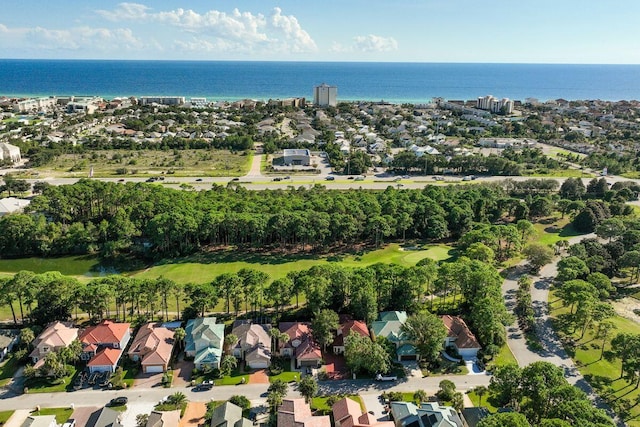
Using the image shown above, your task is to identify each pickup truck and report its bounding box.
[375,373,398,382]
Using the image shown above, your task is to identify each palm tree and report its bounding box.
[167,391,187,409]
[298,376,318,403]
[20,327,35,351]
[173,327,186,351]
[224,333,238,356]
[267,390,284,414]
[220,355,238,377]
[474,386,488,407]
[413,389,428,404]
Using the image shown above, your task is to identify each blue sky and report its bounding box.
[1,1,639,63]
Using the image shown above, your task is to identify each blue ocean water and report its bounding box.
[0,59,639,103]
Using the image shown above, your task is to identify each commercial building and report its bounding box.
[476,95,514,114]
[139,96,186,106]
[283,149,311,166]
[314,83,337,107]
[14,97,57,113]
[0,142,22,163]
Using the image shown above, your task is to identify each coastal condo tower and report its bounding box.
[314,83,337,107]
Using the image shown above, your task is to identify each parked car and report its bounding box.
[375,373,398,382]
[273,177,282,181]
[195,178,203,182]
[108,396,128,406]
[195,380,214,391]
[62,419,76,427]
[325,176,335,181]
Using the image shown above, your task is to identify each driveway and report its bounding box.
[178,402,207,427]
[248,369,269,384]
[3,410,30,427]
[360,393,390,422]
[133,372,164,388]
[121,401,156,427]
[173,359,193,387]
[70,406,99,427]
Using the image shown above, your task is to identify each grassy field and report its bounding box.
[524,169,593,178]
[132,243,455,284]
[488,343,517,368]
[549,289,640,426]
[34,149,252,178]
[0,256,99,277]
[31,407,73,423]
[0,411,14,425]
[533,217,582,247]
[0,355,19,387]
[24,365,78,393]
[311,395,364,413]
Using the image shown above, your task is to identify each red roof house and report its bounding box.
[279,322,322,369]
[80,320,131,373]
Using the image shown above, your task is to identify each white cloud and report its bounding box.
[96,2,149,21]
[353,34,398,52]
[269,7,317,52]
[94,3,316,54]
[0,22,143,52]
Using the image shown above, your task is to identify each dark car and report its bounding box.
[108,396,128,406]
[195,178,203,182]
[231,177,240,181]
[195,380,214,391]
[273,177,282,181]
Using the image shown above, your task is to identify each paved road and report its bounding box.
[0,373,490,412]
[502,232,625,426]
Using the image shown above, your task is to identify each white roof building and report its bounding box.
[0,142,21,163]
[0,198,30,216]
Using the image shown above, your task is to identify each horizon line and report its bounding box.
[1,58,639,66]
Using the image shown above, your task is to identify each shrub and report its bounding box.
[229,395,251,410]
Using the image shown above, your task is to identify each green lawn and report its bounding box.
[524,169,593,178]
[549,289,640,426]
[311,395,363,413]
[132,243,455,284]
[31,408,73,424]
[214,369,250,386]
[0,354,19,387]
[533,218,583,247]
[0,256,99,277]
[489,343,517,368]
[467,390,499,413]
[268,371,299,383]
[34,149,252,178]
[24,365,78,393]
[0,410,14,425]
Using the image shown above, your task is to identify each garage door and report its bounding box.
[145,365,164,373]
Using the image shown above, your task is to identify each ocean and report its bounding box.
[0,59,639,103]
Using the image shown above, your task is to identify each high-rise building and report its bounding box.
[314,83,337,107]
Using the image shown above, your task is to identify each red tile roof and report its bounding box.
[332,320,370,347]
[441,315,481,349]
[80,320,130,346]
[87,347,122,367]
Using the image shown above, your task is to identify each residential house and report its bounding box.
[210,401,253,427]
[390,402,463,427]
[79,320,131,373]
[332,318,370,355]
[21,416,57,427]
[460,408,489,427]
[277,398,331,427]
[0,330,19,362]
[332,397,394,427]
[30,321,79,369]
[440,315,481,359]
[145,410,180,427]
[278,322,322,369]
[370,312,418,361]
[128,322,175,373]
[230,321,272,369]
[185,317,224,369]
[86,407,124,427]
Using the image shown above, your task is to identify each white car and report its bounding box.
[375,373,398,382]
